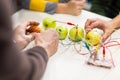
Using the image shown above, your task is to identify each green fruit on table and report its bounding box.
[56,26,68,40]
[85,30,101,46]
[43,17,56,29]
[69,26,84,42]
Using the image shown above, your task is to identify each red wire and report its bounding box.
[107,35,112,42]
[103,46,106,58]
[106,47,115,67]
[104,40,120,45]
[67,22,75,26]
[109,38,120,40]
[56,20,119,66]
[106,43,120,47]
[102,38,120,67]
[56,20,76,26]
[73,26,88,55]
[56,20,66,24]
[74,42,88,55]
[56,21,88,55]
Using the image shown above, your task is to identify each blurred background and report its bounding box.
[84,0,92,11]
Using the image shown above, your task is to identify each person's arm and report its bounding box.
[56,0,85,16]
[101,15,120,41]
[0,1,58,80]
[18,0,85,15]
[109,15,120,29]
[19,0,58,14]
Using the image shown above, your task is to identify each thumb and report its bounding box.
[85,26,92,33]
[101,31,111,42]
[102,28,116,42]
[26,33,35,42]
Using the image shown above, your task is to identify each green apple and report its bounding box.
[42,17,56,30]
[56,26,68,40]
[85,30,101,46]
[69,26,84,42]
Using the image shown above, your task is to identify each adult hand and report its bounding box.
[85,18,115,42]
[14,21,39,49]
[34,29,59,57]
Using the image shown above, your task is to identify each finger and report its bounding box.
[49,30,58,39]
[76,6,83,10]
[85,26,92,33]
[74,0,85,2]
[26,34,35,42]
[90,21,101,29]
[29,21,40,26]
[46,28,56,33]
[76,0,86,2]
[102,28,116,42]
[23,21,40,27]
[85,19,92,30]
[85,18,98,32]
[46,29,59,40]
[101,31,111,42]
[85,19,97,29]
[75,0,85,6]
[86,21,103,33]
[30,32,38,38]
[73,10,81,16]
[24,21,40,32]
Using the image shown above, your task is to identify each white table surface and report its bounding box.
[12,9,120,80]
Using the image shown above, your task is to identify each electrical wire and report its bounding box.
[56,20,76,26]
[106,47,115,67]
[56,20,120,68]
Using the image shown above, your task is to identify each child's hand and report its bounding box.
[56,0,85,16]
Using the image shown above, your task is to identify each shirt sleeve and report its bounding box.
[0,0,48,80]
[19,0,69,14]
[25,46,49,80]
[44,2,57,14]
[59,0,69,3]
[19,0,57,14]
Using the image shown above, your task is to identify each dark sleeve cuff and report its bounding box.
[26,46,48,63]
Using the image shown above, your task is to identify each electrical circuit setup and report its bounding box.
[42,17,120,69]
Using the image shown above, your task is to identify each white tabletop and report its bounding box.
[12,9,120,80]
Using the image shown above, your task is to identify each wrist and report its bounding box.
[110,15,120,29]
[109,20,117,30]
[55,3,68,14]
